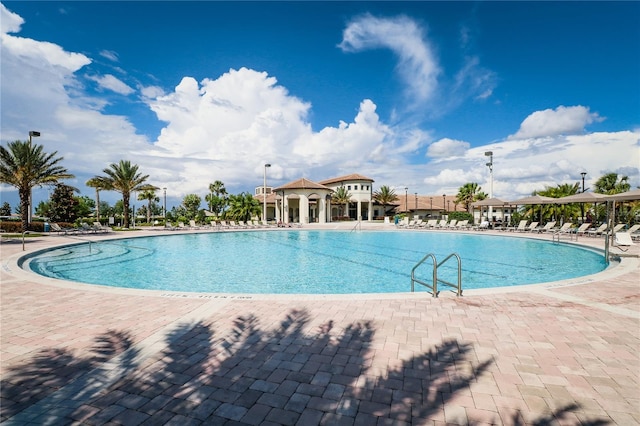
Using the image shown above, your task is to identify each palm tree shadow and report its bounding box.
[1,310,612,425]
[0,330,135,422]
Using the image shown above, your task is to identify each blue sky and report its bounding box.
[1,1,639,209]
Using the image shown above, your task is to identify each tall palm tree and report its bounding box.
[537,183,580,222]
[138,189,160,223]
[594,172,630,195]
[331,186,352,218]
[86,177,106,222]
[456,182,486,213]
[206,180,228,215]
[227,192,261,222]
[372,185,398,218]
[0,140,74,231]
[92,160,156,228]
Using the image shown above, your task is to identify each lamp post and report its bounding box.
[485,151,494,221]
[415,192,418,211]
[163,187,167,227]
[263,163,271,224]
[27,131,40,225]
[430,197,433,217]
[580,172,587,223]
[404,187,408,213]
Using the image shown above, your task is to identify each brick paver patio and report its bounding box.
[1,226,638,425]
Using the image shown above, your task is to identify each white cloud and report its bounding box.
[99,50,119,62]
[0,2,23,33]
[510,105,603,139]
[87,74,135,95]
[338,14,440,105]
[427,138,470,158]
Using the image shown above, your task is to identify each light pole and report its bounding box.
[430,197,433,217]
[442,194,446,216]
[163,187,167,227]
[580,172,587,222]
[263,163,271,224]
[415,192,418,211]
[485,151,494,222]
[27,131,40,225]
[404,187,408,214]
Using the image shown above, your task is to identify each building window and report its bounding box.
[354,185,358,190]
[347,185,351,190]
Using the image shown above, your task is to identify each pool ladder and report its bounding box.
[411,253,462,297]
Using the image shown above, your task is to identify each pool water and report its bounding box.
[26,230,607,294]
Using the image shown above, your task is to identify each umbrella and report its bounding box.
[471,197,508,207]
[552,192,608,204]
[507,195,556,205]
[606,189,640,202]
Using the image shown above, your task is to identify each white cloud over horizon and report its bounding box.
[1,3,638,210]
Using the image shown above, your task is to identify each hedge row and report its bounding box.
[0,222,75,233]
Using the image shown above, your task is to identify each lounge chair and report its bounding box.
[50,223,78,235]
[627,224,640,241]
[446,219,458,229]
[535,221,556,233]
[93,222,112,233]
[586,223,607,237]
[522,221,538,232]
[614,232,636,252]
[575,223,591,236]
[454,220,469,230]
[474,221,490,231]
[509,220,528,232]
[424,219,438,229]
[435,219,448,229]
[553,223,573,235]
[189,220,201,229]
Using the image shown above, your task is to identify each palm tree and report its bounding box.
[227,192,261,222]
[91,160,156,228]
[456,182,486,213]
[537,183,580,223]
[331,186,352,219]
[0,140,74,231]
[372,185,398,218]
[594,172,630,195]
[138,189,160,223]
[86,177,106,223]
[206,180,228,215]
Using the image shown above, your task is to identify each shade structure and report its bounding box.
[605,189,640,202]
[551,192,609,204]
[471,197,508,207]
[507,195,556,205]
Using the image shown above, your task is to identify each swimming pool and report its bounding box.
[26,230,607,294]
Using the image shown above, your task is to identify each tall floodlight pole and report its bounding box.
[485,151,493,222]
[163,187,167,226]
[404,187,408,214]
[415,192,418,211]
[430,197,433,217]
[581,172,587,222]
[27,131,40,225]
[263,164,271,224]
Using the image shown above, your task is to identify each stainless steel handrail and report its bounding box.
[411,252,462,297]
[350,220,361,232]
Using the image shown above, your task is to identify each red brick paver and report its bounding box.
[1,228,638,425]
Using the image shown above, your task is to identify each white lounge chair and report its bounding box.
[586,223,607,237]
[536,221,556,233]
[509,220,528,232]
[627,224,640,241]
[614,232,636,252]
[446,219,458,229]
[474,221,490,231]
[553,223,573,235]
[424,219,438,229]
[522,221,539,232]
[575,223,591,236]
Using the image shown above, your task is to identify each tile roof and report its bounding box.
[273,177,333,191]
[319,174,374,185]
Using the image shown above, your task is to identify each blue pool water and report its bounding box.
[26,230,607,294]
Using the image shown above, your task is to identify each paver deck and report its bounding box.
[1,225,638,425]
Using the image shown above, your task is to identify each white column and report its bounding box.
[319,197,326,223]
[301,195,310,224]
[357,200,362,221]
[368,200,373,221]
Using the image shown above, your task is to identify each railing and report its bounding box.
[411,253,462,297]
[350,220,361,232]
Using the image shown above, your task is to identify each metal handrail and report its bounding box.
[350,220,361,232]
[411,252,462,297]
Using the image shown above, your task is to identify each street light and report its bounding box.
[27,131,40,225]
[415,192,418,211]
[163,187,167,227]
[404,187,408,214]
[263,164,271,225]
[430,197,433,217]
[580,172,587,222]
[485,151,494,221]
